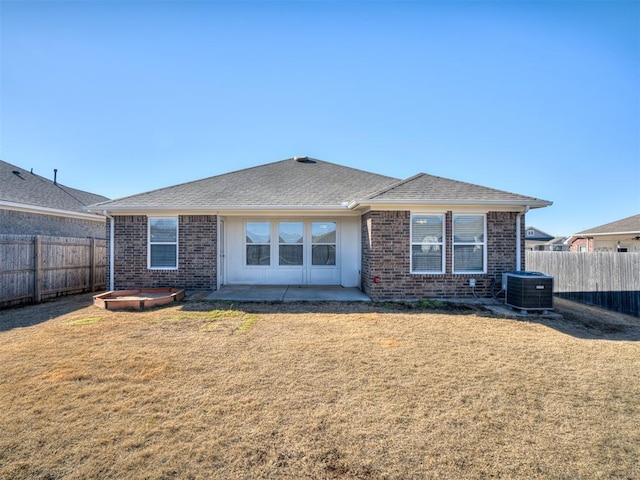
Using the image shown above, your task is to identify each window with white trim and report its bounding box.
[311,222,337,265]
[279,222,304,265]
[149,218,178,269]
[411,214,445,273]
[246,222,271,266]
[453,214,486,273]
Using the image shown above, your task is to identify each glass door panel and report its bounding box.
[279,222,304,266]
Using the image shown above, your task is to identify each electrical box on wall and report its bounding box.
[503,271,554,311]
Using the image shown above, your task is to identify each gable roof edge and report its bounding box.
[361,173,426,200]
[348,198,552,210]
[349,171,552,209]
[2,200,107,222]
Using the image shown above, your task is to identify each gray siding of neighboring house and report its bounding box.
[361,210,521,300]
[0,209,106,238]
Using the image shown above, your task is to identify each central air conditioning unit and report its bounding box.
[502,271,554,311]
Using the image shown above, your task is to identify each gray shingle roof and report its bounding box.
[90,157,551,211]
[1,159,109,213]
[91,158,400,209]
[577,214,640,235]
[523,226,555,241]
[360,173,551,207]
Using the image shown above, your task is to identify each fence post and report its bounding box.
[90,238,96,292]
[34,236,42,303]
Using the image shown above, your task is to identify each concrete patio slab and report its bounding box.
[205,285,371,302]
[283,285,371,302]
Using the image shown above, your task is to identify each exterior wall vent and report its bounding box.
[294,156,316,164]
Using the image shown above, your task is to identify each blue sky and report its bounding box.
[1,0,638,236]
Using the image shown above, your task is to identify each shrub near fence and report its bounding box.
[0,234,107,308]
[526,251,640,317]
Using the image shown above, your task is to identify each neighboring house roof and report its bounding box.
[574,214,640,236]
[89,157,551,212]
[547,236,568,245]
[527,236,569,250]
[539,237,569,247]
[524,226,554,241]
[1,159,109,218]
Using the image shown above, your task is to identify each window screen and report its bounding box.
[453,215,485,273]
[149,218,178,269]
[411,215,444,273]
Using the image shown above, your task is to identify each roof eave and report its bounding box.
[572,230,640,237]
[2,200,106,222]
[86,204,353,214]
[348,199,552,209]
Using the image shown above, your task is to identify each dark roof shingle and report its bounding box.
[577,214,640,235]
[362,173,550,206]
[1,159,109,213]
[92,158,399,209]
[90,157,551,211]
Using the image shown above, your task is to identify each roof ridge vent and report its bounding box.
[294,156,316,164]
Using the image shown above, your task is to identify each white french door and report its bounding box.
[224,216,360,286]
[251,220,337,284]
[218,218,225,287]
[224,218,338,285]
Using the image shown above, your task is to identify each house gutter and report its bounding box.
[103,210,114,291]
[86,204,352,212]
[572,230,640,237]
[347,199,552,209]
[2,200,106,221]
[516,206,530,271]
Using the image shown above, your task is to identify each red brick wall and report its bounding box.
[569,237,592,252]
[108,215,217,290]
[361,210,521,300]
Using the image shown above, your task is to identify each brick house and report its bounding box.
[1,159,108,238]
[566,214,640,252]
[88,157,551,300]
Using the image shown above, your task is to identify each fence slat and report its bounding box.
[90,238,96,292]
[34,236,42,303]
[526,251,640,317]
[1,234,107,309]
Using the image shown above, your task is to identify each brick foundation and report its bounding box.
[361,210,522,300]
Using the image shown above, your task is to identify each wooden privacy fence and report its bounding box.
[0,234,107,308]
[526,251,640,317]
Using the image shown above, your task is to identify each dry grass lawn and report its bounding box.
[1,294,639,479]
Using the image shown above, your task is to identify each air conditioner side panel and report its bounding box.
[505,274,554,310]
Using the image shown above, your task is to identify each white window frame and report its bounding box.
[245,221,272,267]
[311,221,337,267]
[452,214,487,274]
[526,229,535,237]
[278,221,304,266]
[148,217,179,270]
[410,213,445,274]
